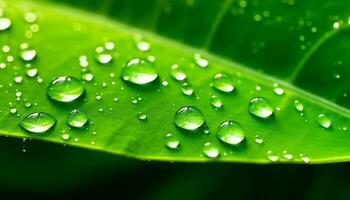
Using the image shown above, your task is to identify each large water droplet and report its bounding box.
[318,113,332,128]
[19,112,56,133]
[174,106,204,131]
[121,58,158,85]
[0,17,11,31]
[202,142,219,158]
[165,133,180,149]
[249,97,274,118]
[47,76,85,103]
[216,120,245,145]
[211,73,234,93]
[67,109,88,128]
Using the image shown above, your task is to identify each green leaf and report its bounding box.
[1,0,350,164]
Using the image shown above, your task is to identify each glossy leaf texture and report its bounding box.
[0,0,350,164]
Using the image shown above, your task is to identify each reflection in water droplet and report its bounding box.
[19,112,56,133]
[174,106,204,131]
[317,114,332,128]
[216,120,245,145]
[202,142,219,158]
[47,76,85,103]
[249,97,274,118]
[212,73,234,93]
[121,58,158,85]
[67,109,88,128]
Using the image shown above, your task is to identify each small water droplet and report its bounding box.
[0,17,11,31]
[249,97,274,118]
[273,84,284,95]
[210,95,222,109]
[47,76,85,103]
[254,135,264,144]
[171,65,187,81]
[216,120,245,145]
[211,73,234,93]
[194,53,208,68]
[14,76,23,83]
[294,100,304,112]
[9,107,17,114]
[24,12,37,23]
[67,109,88,128]
[202,142,219,158]
[97,53,112,64]
[20,47,37,62]
[165,133,180,149]
[318,113,332,128]
[137,112,147,120]
[181,82,194,96]
[267,151,279,162]
[300,154,310,163]
[61,133,70,141]
[24,101,32,108]
[19,112,56,133]
[136,41,150,52]
[282,151,293,160]
[174,106,205,131]
[26,68,38,77]
[105,41,115,50]
[81,72,94,82]
[121,58,158,85]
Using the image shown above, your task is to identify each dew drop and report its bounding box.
[81,72,94,82]
[21,48,37,62]
[121,58,158,85]
[67,109,88,128]
[249,97,274,118]
[210,95,222,109]
[26,68,38,77]
[273,84,284,95]
[294,100,304,112]
[171,65,187,81]
[24,101,32,108]
[216,120,245,145]
[137,112,147,121]
[181,82,194,96]
[267,151,279,162]
[0,17,11,31]
[165,133,180,149]
[194,53,208,68]
[97,53,112,64]
[202,142,219,158]
[211,73,234,93]
[47,76,85,103]
[61,133,70,141]
[174,106,205,131]
[282,151,293,160]
[14,76,23,83]
[137,41,150,52]
[24,12,37,23]
[254,135,264,144]
[317,113,332,128]
[19,112,56,133]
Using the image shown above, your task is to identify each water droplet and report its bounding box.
[137,112,147,120]
[19,112,56,133]
[0,17,11,31]
[67,109,88,128]
[267,151,279,162]
[282,151,293,160]
[24,101,32,108]
[294,100,304,112]
[105,41,115,50]
[161,80,169,86]
[137,41,150,52]
[26,68,38,77]
[249,97,274,118]
[273,84,284,95]
[20,48,37,62]
[211,73,234,93]
[202,142,219,158]
[181,82,194,96]
[216,120,245,145]
[210,95,222,109]
[79,55,89,67]
[47,76,85,103]
[171,65,187,81]
[14,76,23,83]
[254,135,264,144]
[61,133,70,141]
[81,72,94,82]
[300,154,310,163]
[121,58,158,85]
[194,53,208,68]
[317,113,332,128]
[165,133,180,149]
[174,106,205,131]
[9,107,17,114]
[24,12,37,23]
[96,53,112,64]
